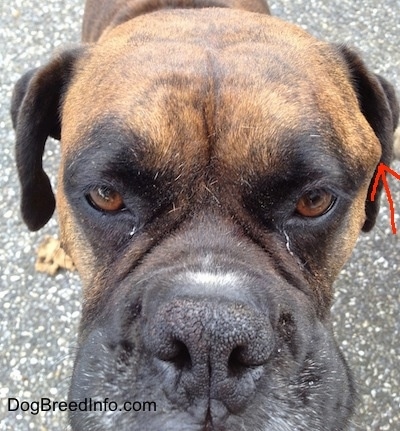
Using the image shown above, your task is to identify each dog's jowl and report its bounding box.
[11,0,399,430]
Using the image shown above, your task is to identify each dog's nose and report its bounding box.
[144,297,274,412]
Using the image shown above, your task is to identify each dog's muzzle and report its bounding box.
[69,218,354,431]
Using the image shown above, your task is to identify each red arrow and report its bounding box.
[370,163,400,234]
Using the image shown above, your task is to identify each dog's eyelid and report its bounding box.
[297,178,355,201]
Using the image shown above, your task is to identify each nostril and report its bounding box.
[152,332,193,371]
[228,346,249,377]
[227,341,271,377]
[167,340,192,370]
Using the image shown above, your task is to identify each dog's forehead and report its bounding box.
[62,9,378,173]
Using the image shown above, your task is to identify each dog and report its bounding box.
[11,0,399,429]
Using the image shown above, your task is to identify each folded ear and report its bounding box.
[11,47,85,231]
[337,45,399,232]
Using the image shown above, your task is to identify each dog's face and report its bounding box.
[12,8,398,431]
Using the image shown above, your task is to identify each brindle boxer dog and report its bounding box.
[11,0,399,429]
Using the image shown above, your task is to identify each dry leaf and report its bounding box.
[35,236,75,276]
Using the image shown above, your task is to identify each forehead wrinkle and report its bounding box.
[63,8,375,191]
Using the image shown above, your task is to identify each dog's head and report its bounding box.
[12,7,398,431]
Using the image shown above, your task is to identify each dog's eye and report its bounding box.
[87,186,125,212]
[295,190,335,217]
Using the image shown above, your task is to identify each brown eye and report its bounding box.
[88,186,125,212]
[295,190,335,217]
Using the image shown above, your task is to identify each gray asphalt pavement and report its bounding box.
[1,0,399,430]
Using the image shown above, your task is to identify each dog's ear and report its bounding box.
[11,47,85,231]
[337,45,399,232]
